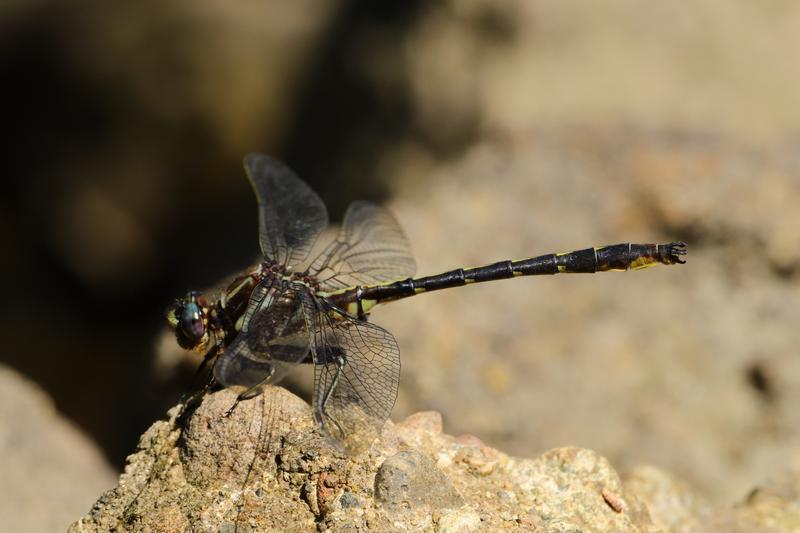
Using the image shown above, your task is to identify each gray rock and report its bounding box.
[339,490,359,508]
[374,450,463,510]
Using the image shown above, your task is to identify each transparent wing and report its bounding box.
[244,154,329,268]
[300,294,400,453]
[214,283,311,390]
[310,201,416,292]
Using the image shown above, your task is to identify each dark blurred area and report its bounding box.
[2,0,505,467]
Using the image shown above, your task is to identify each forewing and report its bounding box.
[301,298,401,453]
[244,154,329,267]
[311,201,416,291]
[214,283,311,390]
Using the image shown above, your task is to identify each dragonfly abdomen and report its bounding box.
[351,242,686,310]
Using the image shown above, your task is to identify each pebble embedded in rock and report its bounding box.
[339,491,359,508]
[374,450,463,510]
[435,508,482,533]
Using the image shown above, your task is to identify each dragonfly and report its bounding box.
[166,154,687,453]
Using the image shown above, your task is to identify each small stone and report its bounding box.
[455,434,485,447]
[601,487,624,513]
[219,522,237,533]
[374,450,463,510]
[397,411,443,434]
[435,509,482,532]
[340,491,359,508]
[453,443,499,476]
[496,490,516,503]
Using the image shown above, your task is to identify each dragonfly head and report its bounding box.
[166,291,211,352]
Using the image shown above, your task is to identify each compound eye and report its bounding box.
[179,301,205,342]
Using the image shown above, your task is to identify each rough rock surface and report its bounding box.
[0,364,117,533]
[71,386,800,532]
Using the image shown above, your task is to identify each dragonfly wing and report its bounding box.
[244,154,329,267]
[214,332,277,390]
[311,201,416,291]
[300,296,401,453]
[215,284,311,390]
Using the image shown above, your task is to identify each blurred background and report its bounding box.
[3,1,800,530]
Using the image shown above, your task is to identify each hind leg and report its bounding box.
[314,354,346,438]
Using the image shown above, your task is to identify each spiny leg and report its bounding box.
[316,355,346,439]
[224,365,275,418]
[193,342,219,384]
[175,343,221,421]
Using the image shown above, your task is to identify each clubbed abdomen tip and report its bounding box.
[662,241,688,264]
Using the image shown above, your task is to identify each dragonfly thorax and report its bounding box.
[261,260,320,292]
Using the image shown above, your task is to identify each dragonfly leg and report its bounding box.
[175,343,220,420]
[191,341,220,389]
[224,365,275,418]
[316,355,346,438]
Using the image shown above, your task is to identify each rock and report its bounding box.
[0,364,117,533]
[374,450,463,510]
[511,447,655,532]
[72,387,320,533]
[70,385,800,532]
[624,464,711,532]
[710,477,800,532]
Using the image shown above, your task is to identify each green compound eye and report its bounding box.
[179,301,205,343]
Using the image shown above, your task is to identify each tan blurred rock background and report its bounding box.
[3,0,800,530]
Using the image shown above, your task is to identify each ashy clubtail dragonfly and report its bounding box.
[167,154,687,452]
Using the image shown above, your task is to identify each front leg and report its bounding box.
[178,343,220,418]
[224,364,275,418]
[191,341,221,390]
